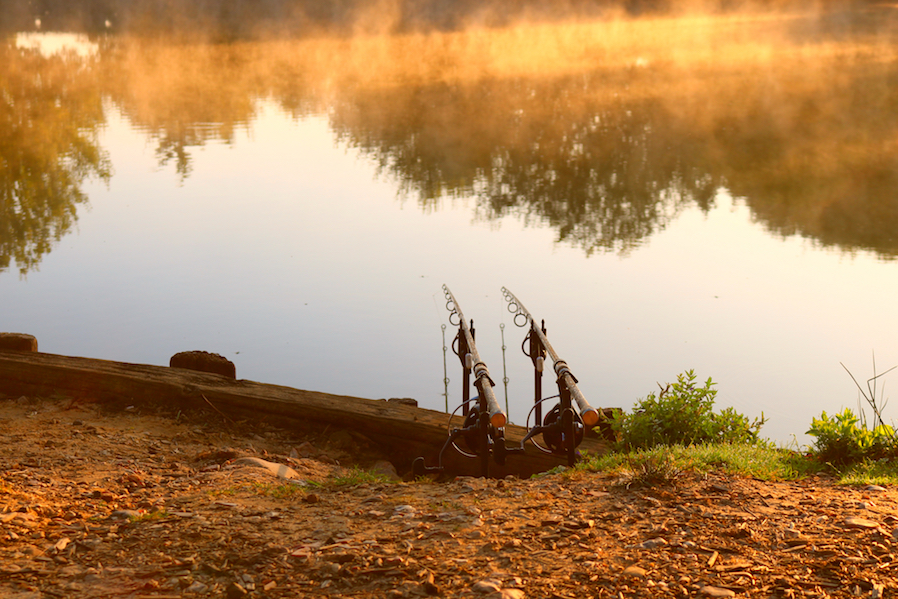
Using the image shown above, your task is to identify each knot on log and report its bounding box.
[386,397,419,407]
[0,333,38,352]
[170,351,236,379]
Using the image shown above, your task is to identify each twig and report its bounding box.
[841,357,898,432]
[201,394,235,424]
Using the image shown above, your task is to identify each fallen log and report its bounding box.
[0,350,610,478]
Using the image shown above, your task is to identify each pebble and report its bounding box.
[844,516,879,529]
[622,565,647,577]
[225,582,248,598]
[865,485,887,492]
[232,457,300,480]
[371,460,401,481]
[700,585,736,597]
[473,579,503,594]
[109,510,142,520]
[58,565,84,577]
[184,581,209,593]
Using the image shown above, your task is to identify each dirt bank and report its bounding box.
[0,396,895,599]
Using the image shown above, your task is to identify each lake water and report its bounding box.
[3,6,898,446]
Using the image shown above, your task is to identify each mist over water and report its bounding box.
[2,3,898,444]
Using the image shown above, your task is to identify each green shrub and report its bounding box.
[806,408,896,465]
[611,370,765,451]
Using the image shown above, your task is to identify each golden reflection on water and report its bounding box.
[3,8,898,273]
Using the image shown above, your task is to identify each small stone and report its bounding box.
[865,485,887,492]
[622,566,647,577]
[110,510,142,520]
[501,590,526,599]
[240,573,256,590]
[184,581,209,594]
[540,515,564,526]
[371,460,401,481]
[700,586,736,597]
[226,581,248,598]
[844,516,880,529]
[303,493,320,504]
[562,519,594,530]
[295,441,318,458]
[58,565,84,577]
[473,579,503,594]
[232,457,300,480]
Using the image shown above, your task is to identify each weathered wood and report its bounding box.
[0,333,38,352]
[0,350,608,477]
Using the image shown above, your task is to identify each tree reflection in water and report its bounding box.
[0,41,111,275]
[328,26,898,258]
[3,8,898,272]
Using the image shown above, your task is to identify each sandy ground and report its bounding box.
[1,395,896,599]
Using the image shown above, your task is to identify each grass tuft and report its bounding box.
[329,466,397,487]
[577,441,898,486]
[625,453,685,487]
[251,481,306,499]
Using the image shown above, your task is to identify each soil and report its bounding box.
[1,395,896,599]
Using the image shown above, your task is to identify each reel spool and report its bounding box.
[540,404,584,455]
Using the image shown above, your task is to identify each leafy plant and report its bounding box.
[807,357,898,466]
[610,370,765,451]
[806,408,895,465]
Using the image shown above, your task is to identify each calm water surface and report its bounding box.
[3,8,898,444]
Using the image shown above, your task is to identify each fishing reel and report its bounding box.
[413,396,523,478]
[522,396,585,459]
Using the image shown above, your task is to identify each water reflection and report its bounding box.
[95,10,898,258]
[3,8,898,274]
[0,40,111,275]
[101,40,257,178]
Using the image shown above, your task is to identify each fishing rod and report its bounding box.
[502,287,599,466]
[413,285,523,477]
